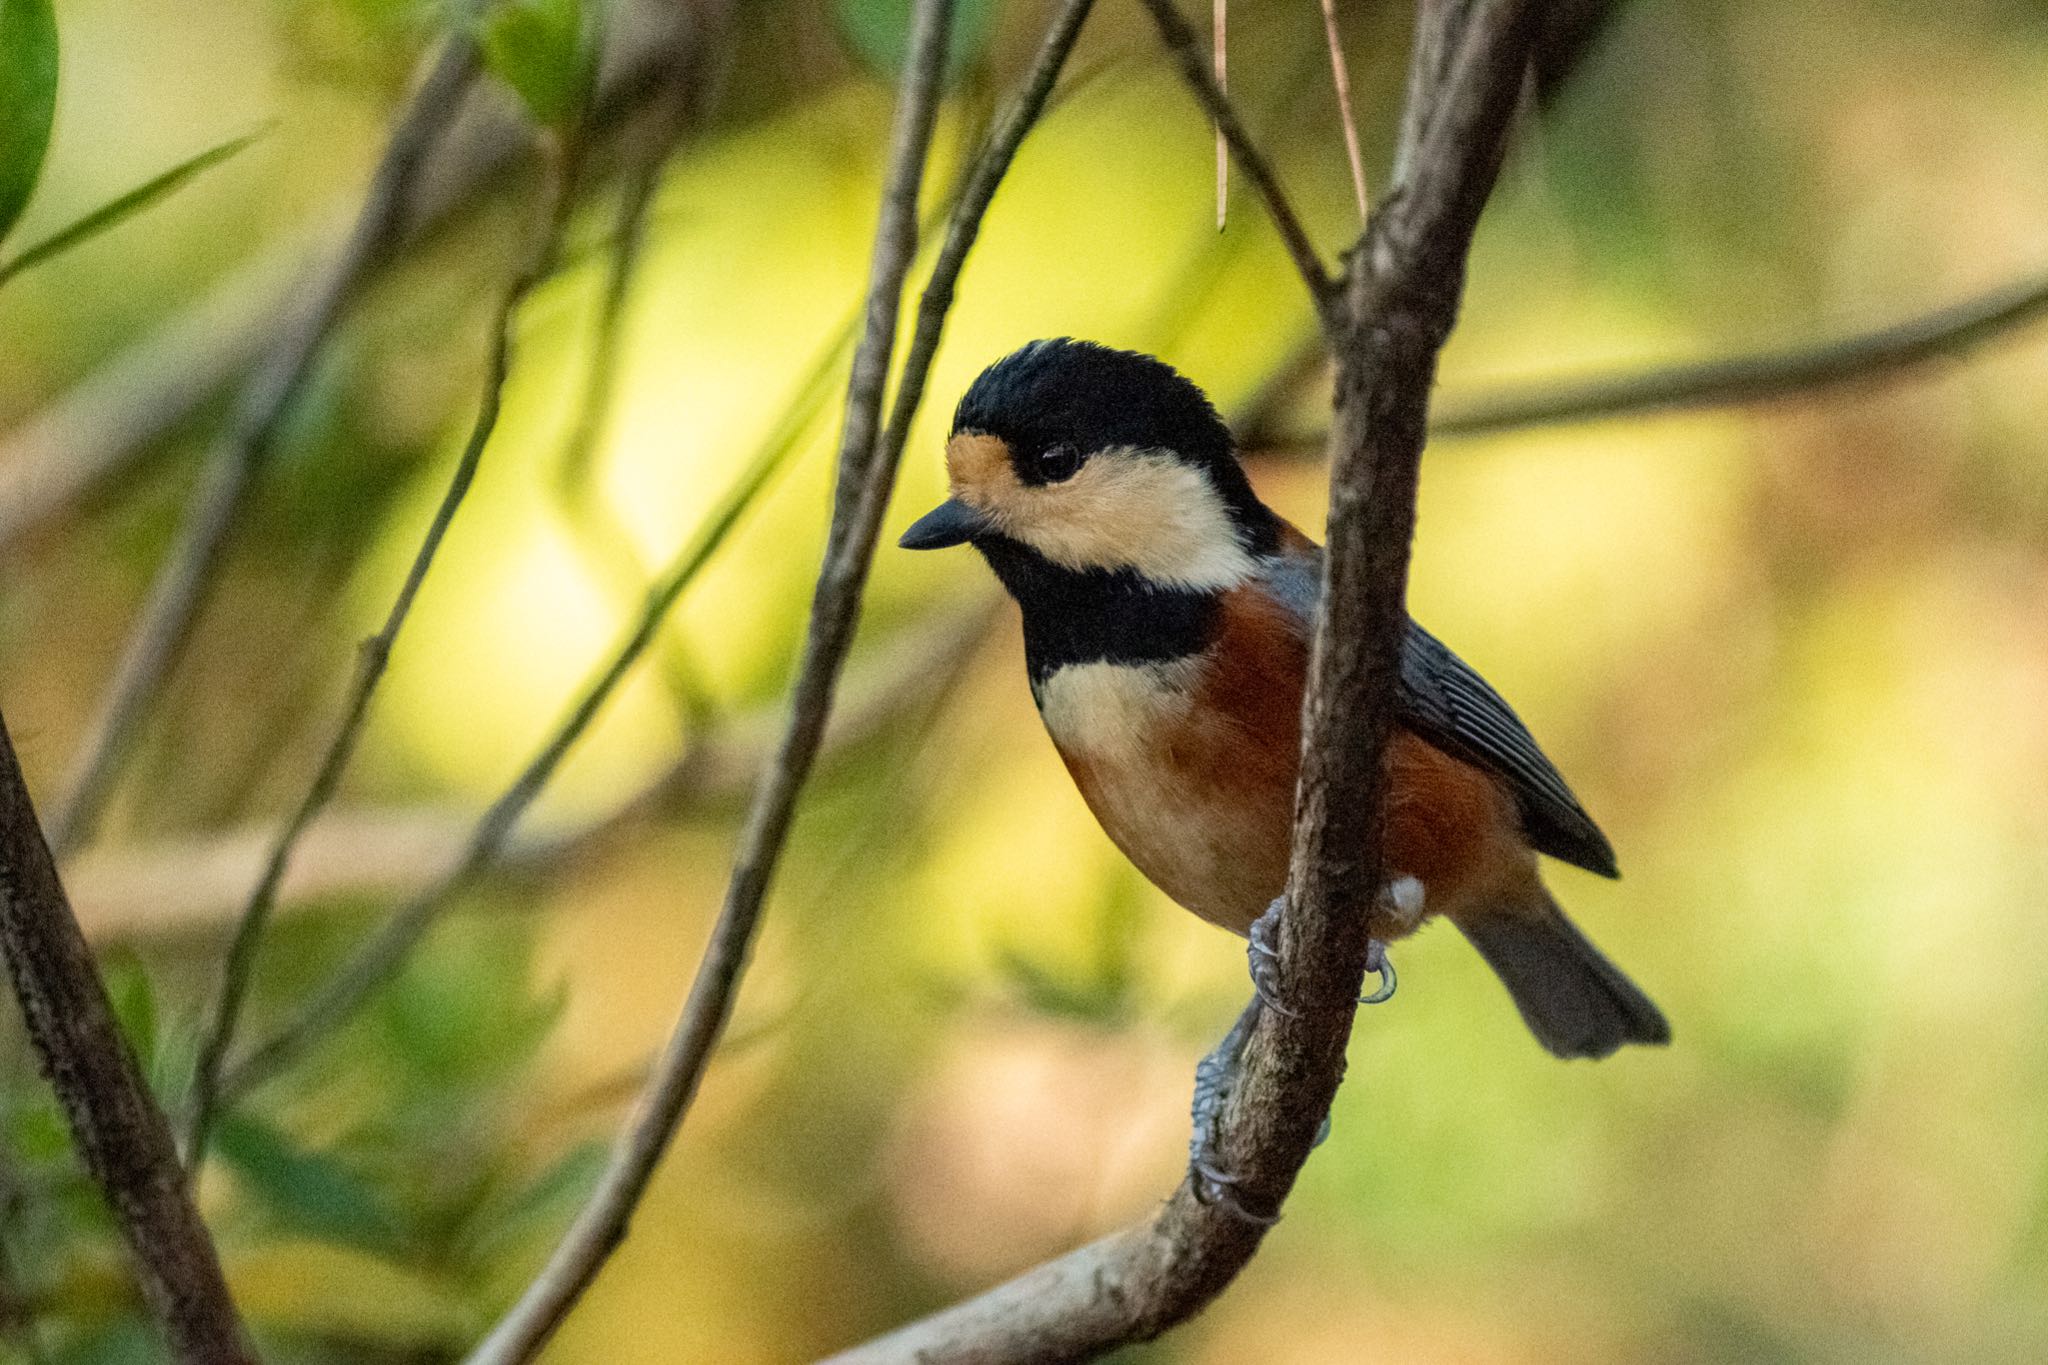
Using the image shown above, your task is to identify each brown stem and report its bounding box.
[0,713,253,1364]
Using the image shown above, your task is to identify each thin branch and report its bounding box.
[208,287,862,1108]
[1318,0,1370,221]
[823,2,1541,1359]
[0,713,253,1364]
[1212,0,1228,231]
[1135,0,1337,323]
[1238,265,2048,452]
[46,35,484,857]
[181,123,589,1169]
[462,0,1122,1356]
[1430,266,2048,433]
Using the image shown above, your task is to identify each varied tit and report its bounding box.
[901,338,1668,1065]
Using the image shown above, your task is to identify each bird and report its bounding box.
[899,338,1667,1082]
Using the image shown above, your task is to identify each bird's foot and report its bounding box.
[1246,898,1298,1017]
[1249,893,1401,1010]
[1188,998,1280,1225]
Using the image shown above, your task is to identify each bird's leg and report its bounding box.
[1187,995,1279,1225]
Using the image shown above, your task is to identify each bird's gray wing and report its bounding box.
[1252,548,1619,878]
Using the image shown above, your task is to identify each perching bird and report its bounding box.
[899,339,1668,1066]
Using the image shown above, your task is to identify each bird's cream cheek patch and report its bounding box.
[982,447,1254,590]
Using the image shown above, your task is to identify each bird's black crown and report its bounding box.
[956,339,1258,500]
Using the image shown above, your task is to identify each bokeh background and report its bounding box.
[5,0,2048,1360]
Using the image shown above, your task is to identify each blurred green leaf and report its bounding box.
[994,944,1129,1025]
[378,922,566,1089]
[474,0,591,129]
[0,128,264,287]
[466,1139,605,1258]
[215,1115,400,1254]
[833,0,995,87]
[98,952,157,1074]
[0,0,58,245]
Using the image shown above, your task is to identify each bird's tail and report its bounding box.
[1456,891,1669,1059]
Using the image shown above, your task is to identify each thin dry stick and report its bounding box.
[1213,0,1228,230]
[47,35,483,857]
[180,132,588,1169]
[1136,0,1337,325]
[822,3,1541,1360]
[1318,0,1370,220]
[463,0,1125,1357]
[0,714,254,1365]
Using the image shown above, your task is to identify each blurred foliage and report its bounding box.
[0,0,58,244]
[5,0,2048,1361]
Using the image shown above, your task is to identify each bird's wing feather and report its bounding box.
[1252,544,1619,878]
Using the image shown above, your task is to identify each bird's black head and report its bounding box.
[898,339,1279,589]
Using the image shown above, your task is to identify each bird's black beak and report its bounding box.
[898,497,991,550]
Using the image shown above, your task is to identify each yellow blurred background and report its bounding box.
[5,0,2048,1360]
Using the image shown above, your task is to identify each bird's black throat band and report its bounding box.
[972,534,1218,684]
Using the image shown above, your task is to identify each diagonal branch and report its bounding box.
[1135,0,1338,324]
[0,713,253,1365]
[46,34,484,857]
[822,2,1542,1360]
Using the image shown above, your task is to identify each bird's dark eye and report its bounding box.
[1035,443,1084,482]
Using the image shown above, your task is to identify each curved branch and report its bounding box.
[182,122,590,1169]
[1238,267,2048,454]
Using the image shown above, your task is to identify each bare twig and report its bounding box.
[182,121,590,1168]
[207,285,863,1106]
[1136,0,1337,321]
[46,35,484,856]
[1238,265,2048,452]
[823,2,1541,1359]
[461,0,1129,1356]
[1318,0,1370,221]
[1430,266,2048,433]
[1213,0,1228,230]
[0,713,253,1365]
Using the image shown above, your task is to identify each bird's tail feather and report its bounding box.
[1457,893,1669,1059]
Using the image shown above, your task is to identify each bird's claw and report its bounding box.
[1360,937,1397,1005]
[1252,896,1398,1009]
[1190,1157,1282,1225]
[1187,998,1281,1226]
[1245,898,1300,1017]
